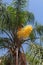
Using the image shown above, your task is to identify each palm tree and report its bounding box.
[0,0,34,65]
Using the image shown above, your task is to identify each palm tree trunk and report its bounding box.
[16,47,18,65]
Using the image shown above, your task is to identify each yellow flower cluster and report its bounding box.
[17,25,33,39]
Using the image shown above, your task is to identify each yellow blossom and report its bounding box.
[17,25,33,39]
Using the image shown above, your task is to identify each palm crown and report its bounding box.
[0,0,34,65]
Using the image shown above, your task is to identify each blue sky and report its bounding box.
[0,0,43,56]
[28,0,43,24]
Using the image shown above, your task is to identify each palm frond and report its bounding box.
[35,24,43,35]
[0,37,11,49]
